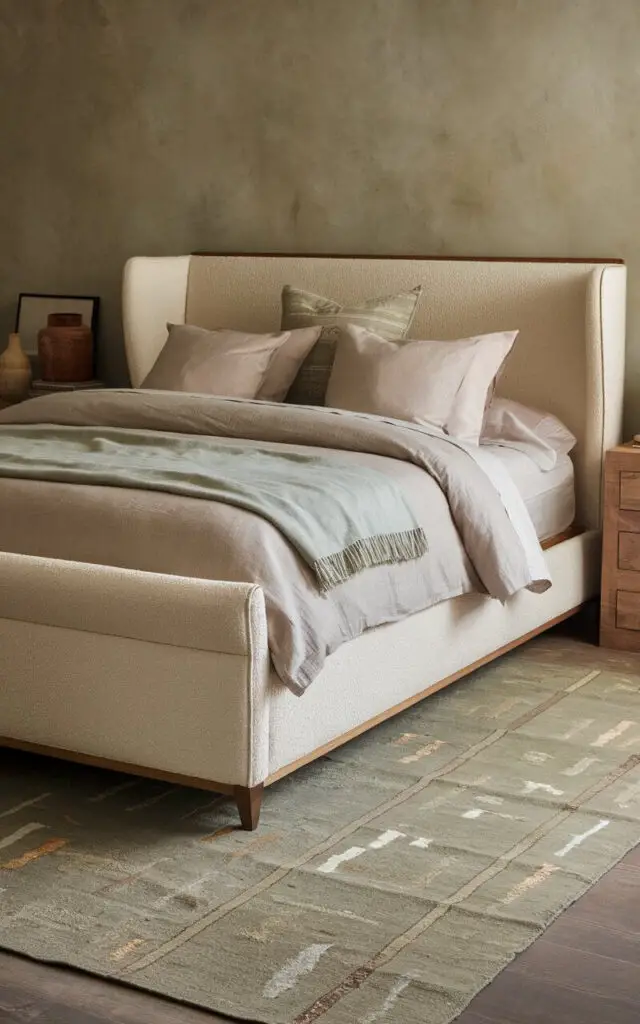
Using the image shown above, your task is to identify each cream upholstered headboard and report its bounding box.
[122,254,627,530]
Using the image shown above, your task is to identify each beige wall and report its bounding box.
[0,0,638,421]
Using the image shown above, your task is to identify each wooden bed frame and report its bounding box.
[0,255,626,828]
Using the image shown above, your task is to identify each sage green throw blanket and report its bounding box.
[0,425,427,590]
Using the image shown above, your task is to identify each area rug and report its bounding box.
[0,635,639,1024]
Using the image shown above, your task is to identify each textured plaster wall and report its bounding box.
[0,0,639,417]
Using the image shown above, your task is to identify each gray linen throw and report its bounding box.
[0,425,427,590]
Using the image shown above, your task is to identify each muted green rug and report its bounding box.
[0,635,639,1023]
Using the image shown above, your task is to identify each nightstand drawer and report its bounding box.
[618,531,640,570]
[616,589,640,630]
[617,509,640,534]
[620,471,640,509]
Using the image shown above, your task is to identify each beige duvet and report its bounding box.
[0,391,550,693]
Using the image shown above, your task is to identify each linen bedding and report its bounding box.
[0,426,429,592]
[0,390,551,694]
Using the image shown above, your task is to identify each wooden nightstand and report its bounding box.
[600,443,640,649]
[1,381,105,408]
[29,379,105,398]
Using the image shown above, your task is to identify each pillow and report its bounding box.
[281,284,422,406]
[481,397,576,469]
[141,323,320,401]
[325,325,517,442]
[447,329,517,443]
[258,325,322,401]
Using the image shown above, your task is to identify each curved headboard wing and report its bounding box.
[122,254,626,530]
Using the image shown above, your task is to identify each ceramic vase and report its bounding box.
[0,333,32,403]
[38,312,93,382]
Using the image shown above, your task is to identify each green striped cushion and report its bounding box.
[282,284,422,406]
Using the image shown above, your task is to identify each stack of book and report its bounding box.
[29,379,104,397]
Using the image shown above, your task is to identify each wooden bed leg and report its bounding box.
[234,783,264,830]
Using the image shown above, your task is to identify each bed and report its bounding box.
[0,254,626,829]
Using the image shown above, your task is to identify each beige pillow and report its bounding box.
[281,284,422,406]
[326,325,517,443]
[258,325,321,401]
[482,397,576,468]
[141,323,320,401]
[447,330,517,442]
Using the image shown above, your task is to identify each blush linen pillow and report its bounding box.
[481,397,576,469]
[447,329,517,443]
[258,324,322,401]
[140,323,321,401]
[325,325,517,443]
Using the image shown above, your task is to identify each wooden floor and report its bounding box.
[0,841,636,1023]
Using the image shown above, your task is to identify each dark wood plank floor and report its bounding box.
[458,842,640,1024]
[0,842,637,1022]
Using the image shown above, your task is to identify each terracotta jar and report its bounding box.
[38,313,93,382]
[0,333,32,403]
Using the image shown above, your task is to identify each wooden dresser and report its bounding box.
[600,443,640,650]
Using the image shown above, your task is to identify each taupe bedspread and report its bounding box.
[0,391,550,694]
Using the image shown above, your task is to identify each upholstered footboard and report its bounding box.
[0,552,271,829]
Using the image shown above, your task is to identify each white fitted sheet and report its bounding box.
[482,446,575,541]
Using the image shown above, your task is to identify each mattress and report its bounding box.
[485,445,575,542]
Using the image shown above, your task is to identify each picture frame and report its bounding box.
[14,293,100,357]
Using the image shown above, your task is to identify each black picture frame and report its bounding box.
[15,292,100,357]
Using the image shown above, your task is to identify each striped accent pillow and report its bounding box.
[281,284,422,406]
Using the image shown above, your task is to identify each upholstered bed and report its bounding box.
[0,255,626,828]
